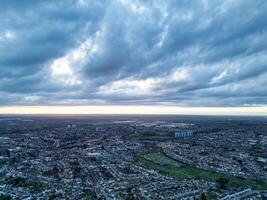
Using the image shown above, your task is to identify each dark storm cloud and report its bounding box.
[1,0,267,106]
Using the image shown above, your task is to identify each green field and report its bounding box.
[138,152,267,190]
[144,153,182,168]
[125,131,173,141]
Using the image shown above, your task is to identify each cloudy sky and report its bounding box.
[1,0,267,114]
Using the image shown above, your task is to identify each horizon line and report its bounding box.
[0,105,267,116]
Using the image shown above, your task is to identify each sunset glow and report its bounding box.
[1,105,266,115]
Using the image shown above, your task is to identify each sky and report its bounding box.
[0,0,267,115]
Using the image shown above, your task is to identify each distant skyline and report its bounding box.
[1,0,267,115]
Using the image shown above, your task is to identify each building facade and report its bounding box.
[175,130,193,138]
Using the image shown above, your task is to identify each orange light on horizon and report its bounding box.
[0,105,266,116]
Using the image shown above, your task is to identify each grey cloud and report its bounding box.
[0,0,267,106]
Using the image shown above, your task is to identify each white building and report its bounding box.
[175,130,193,138]
[71,124,77,128]
[67,124,77,129]
[96,127,105,132]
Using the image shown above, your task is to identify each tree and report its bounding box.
[125,188,134,200]
[0,194,12,200]
[200,193,207,200]
[217,178,229,189]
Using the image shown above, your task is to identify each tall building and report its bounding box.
[67,124,77,129]
[175,130,193,138]
[96,127,105,132]
[71,124,77,129]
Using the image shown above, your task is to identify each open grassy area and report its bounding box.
[144,153,182,168]
[138,152,267,190]
[124,131,173,141]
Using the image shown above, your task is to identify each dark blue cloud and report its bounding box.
[0,0,267,106]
